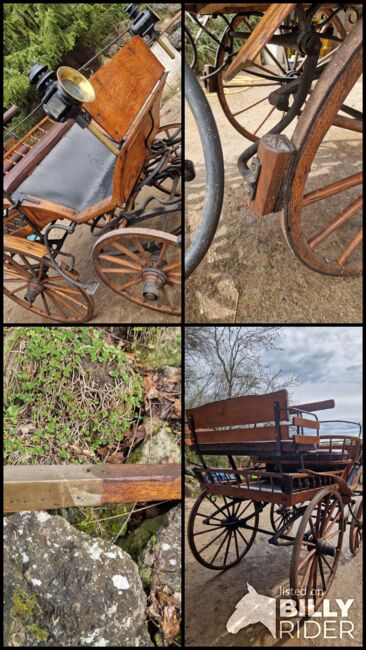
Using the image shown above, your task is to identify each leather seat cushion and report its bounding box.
[12,124,117,212]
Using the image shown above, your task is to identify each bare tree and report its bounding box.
[185,326,297,407]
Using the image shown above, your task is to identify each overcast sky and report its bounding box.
[264,326,362,432]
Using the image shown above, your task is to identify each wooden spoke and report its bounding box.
[118,276,144,292]
[99,267,136,274]
[46,289,86,318]
[291,487,344,612]
[93,228,181,316]
[4,242,94,323]
[8,283,29,295]
[303,172,362,207]
[337,230,363,267]
[98,253,142,271]
[109,241,144,266]
[193,525,226,536]
[232,94,270,118]
[211,530,230,565]
[282,24,362,276]
[253,105,277,136]
[308,196,362,249]
[188,493,258,570]
[41,292,51,317]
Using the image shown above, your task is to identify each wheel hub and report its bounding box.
[25,280,43,303]
[316,538,336,557]
[141,268,166,301]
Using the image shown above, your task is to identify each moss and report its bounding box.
[11,588,41,620]
[139,566,152,590]
[119,515,164,562]
[27,624,49,642]
[9,587,49,645]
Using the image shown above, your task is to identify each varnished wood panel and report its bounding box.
[186,390,288,428]
[85,36,165,141]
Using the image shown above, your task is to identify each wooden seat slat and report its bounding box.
[185,424,289,445]
[292,417,320,430]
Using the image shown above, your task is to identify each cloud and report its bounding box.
[264,327,362,424]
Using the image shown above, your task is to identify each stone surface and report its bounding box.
[4,511,152,646]
[136,425,180,465]
[140,505,181,594]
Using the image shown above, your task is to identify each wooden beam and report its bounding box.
[4,464,181,512]
[289,399,335,413]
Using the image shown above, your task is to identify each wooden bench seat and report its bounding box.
[186,391,340,466]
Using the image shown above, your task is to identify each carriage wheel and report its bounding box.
[349,498,363,555]
[188,492,259,570]
[4,237,94,323]
[270,503,295,534]
[215,9,346,141]
[290,486,344,613]
[93,228,181,316]
[282,22,362,276]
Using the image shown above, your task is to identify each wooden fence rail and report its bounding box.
[4,464,181,512]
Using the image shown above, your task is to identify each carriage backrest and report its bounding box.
[186,389,289,445]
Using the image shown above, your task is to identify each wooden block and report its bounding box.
[250,133,295,216]
[292,417,320,430]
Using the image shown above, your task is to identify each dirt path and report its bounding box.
[5,95,181,325]
[185,497,362,647]
[185,81,362,324]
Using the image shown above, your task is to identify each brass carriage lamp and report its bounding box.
[28,63,119,155]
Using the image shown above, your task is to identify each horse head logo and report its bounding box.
[226,583,276,638]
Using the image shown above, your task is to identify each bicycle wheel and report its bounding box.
[282,19,362,276]
[185,61,224,278]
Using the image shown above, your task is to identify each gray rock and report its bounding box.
[137,425,180,464]
[4,512,152,646]
[140,505,181,594]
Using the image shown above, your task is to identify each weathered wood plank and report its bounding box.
[4,464,181,512]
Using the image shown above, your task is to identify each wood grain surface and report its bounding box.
[186,390,288,428]
[4,463,181,512]
[85,36,165,141]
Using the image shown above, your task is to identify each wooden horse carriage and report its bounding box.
[185,3,362,279]
[185,390,363,612]
[4,10,181,322]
